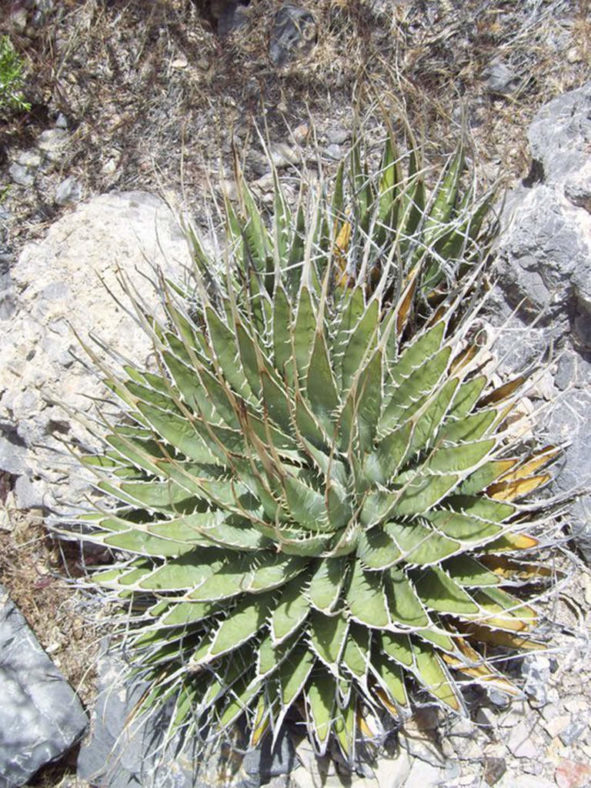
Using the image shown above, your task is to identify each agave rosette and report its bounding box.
[76,135,557,759]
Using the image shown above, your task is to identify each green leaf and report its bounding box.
[293,287,317,379]
[347,563,390,628]
[413,566,479,614]
[306,672,337,755]
[357,526,401,570]
[135,402,217,465]
[245,553,307,593]
[309,611,349,670]
[205,307,252,400]
[219,674,261,728]
[385,521,459,565]
[439,409,497,444]
[413,638,461,711]
[307,329,339,429]
[341,624,370,679]
[355,349,383,453]
[277,644,314,708]
[389,472,459,517]
[380,631,413,667]
[386,569,429,627]
[209,593,275,658]
[341,300,379,390]
[381,346,451,431]
[283,474,330,531]
[257,631,297,679]
[426,440,494,474]
[371,652,408,708]
[159,599,220,627]
[443,555,500,586]
[271,573,311,644]
[272,285,292,374]
[449,376,487,419]
[187,554,254,601]
[307,557,348,613]
[366,423,413,485]
[421,508,501,543]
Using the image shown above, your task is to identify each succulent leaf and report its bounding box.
[70,134,560,764]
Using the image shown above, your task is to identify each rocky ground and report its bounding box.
[1,1,591,787]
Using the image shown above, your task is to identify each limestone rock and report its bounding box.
[0,191,192,513]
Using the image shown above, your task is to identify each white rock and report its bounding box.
[0,191,192,511]
[507,721,539,758]
[404,757,446,787]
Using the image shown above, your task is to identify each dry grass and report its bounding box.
[1,0,589,249]
[0,508,98,707]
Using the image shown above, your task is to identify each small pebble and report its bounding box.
[559,718,587,747]
[327,126,351,145]
[37,128,69,152]
[325,143,342,160]
[270,142,300,169]
[55,177,82,206]
[292,123,309,145]
[544,714,571,738]
[483,756,506,786]
[9,163,34,187]
[566,46,582,64]
[507,721,538,758]
[17,150,42,169]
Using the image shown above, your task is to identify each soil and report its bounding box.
[1,1,591,787]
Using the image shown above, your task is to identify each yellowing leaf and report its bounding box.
[334,221,352,287]
[461,623,545,650]
[479,376,527,406]
[498,446,560,483]
[480,555,554,580]
[450,344,479,374]
[395,266,419,334]
[487,474,550,500]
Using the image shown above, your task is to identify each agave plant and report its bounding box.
[73,132,558,762]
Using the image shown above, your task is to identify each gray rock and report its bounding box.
[54,176,82,206]
[0,435,27,476]
[8,162,34,187]
[16,150,42,169]
[269,4,317,67]
[482,59,519,95]
[559,717,587,746]
[326,127,350,146]
[325,144,342,161]
[522,654,551,708]
[13,473,46,510]
[217,1,249,37]
[493,83,591,561]
[507,721,537,758]
[37,127,69,153]
[0,585,87,787]
[497,83,591,348]
[404,756,446,787]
